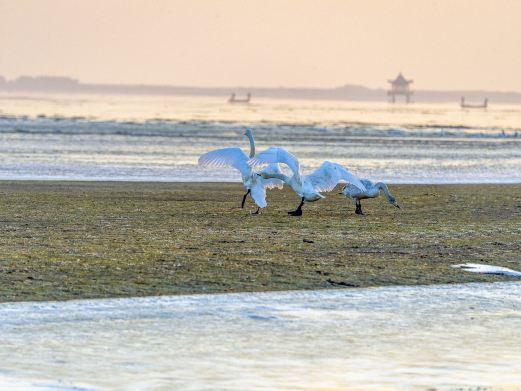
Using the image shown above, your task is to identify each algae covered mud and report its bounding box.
[0,181,519,302]
[0,282,520,390]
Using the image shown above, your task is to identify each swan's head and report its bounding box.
[387,196,400,209]
[244,128,253,137]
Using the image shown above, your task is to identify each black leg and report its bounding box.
[288,197,305,216]
[251,207,261,215]
[241,189,251,208]
[355,199,364,215]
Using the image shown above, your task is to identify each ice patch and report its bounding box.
[452,263,521,277]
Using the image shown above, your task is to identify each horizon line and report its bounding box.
[2,74,521,94]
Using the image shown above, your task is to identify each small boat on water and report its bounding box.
[460,96,488,109]
[228,92,251,104]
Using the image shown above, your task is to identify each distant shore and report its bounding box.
[2,75,521,103]
[0,181,519,302]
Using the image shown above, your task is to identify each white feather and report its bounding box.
[258,163,284,190]
[249,179,268,208]
[253,147,366,215]
[198,147,251,178]
[307,161,366,193]
[198,133,284,210]
[341,178,398,206]
[332,163,367,192]
[248,147,301,177]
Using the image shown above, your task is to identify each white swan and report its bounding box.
[249,147,366,216]
[198,128,283,214]
[340,179,400,215]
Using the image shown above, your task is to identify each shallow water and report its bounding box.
[1,282,520,390]
[0,93,520,183]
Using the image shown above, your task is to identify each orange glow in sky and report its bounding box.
[1,0,520,90]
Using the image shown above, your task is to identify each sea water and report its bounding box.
[0,92,520,183]
[0,282,520,390]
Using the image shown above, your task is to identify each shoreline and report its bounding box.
[1,178,521,185]
[5,178,521,186]
[2,280,519,306]
[0,181,520,302]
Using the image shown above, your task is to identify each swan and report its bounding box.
[249,147,366,216]
[198,128,283,214]
[340,179,400,215]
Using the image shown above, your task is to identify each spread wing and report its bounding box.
[249,164,284,209]
[334,164,366,192]
[306,161,366,193]
[249,180,268,208]
[257,163,284,190]
[306,161,342,192]
[248,147,300,177]
[198,147,250,177]
[360,179,374,190]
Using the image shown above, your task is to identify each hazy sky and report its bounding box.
[1,0,520,90]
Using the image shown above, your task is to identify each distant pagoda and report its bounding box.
[388,73,413,103]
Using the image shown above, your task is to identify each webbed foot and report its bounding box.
[288,209,303,216]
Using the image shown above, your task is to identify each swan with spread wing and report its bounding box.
[198,129,283,214]
[249,147,366,216]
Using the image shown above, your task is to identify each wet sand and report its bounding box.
[0,181,519,302]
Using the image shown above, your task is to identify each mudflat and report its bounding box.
[0,181,519,302]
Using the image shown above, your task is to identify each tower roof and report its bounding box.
[388,73,413,85]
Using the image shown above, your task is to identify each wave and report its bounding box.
[1,115,521,140]
[1,113,520,183]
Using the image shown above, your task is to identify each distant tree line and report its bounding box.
[1,74,521,103]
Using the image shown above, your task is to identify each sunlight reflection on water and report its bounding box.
[0,93,520,183]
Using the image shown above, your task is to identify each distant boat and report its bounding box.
[228,92,251,104]
[460,97,488,109]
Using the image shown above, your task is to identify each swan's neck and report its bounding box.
[246,132,255,158]
[291,162,303,186]
[262,172,289,183]
[376,182,392,202]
